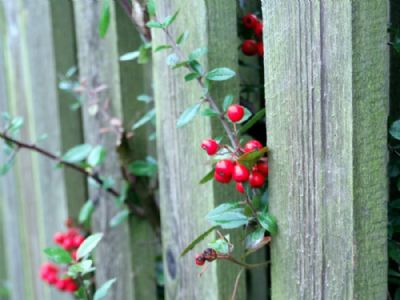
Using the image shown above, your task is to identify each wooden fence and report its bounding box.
[0,0,389,300]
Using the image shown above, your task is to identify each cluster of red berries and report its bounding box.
[195,248,218,266]
[241,13,264,57]
[53,227,85,261]
[39,263,79,293]
[201,104,268,193]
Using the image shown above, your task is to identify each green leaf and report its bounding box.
[137,94,152,103]
[176,103,201,128]
[163,10,179,27]
[189,47,208,61]
[166,53,179,66]
[147,0,156,17]
[8,116,24,132]
[120,51,140,61]
[390,120,400,140]
[176,31,189,44]
[44,247,73,264]
[235,107,252,124]
[239,108,266,134]
[208,239,229,254]
[184,72,200,82]
[68,260,95,277]
[189,60,204,75]
[245,228,265,250]
[155,45,172,52]
[132,108,156,130]
[77,233,103,260]
[180,226,217,257]
[146,20,163,28]
[258,212,278,235]
[201,107,220,117]
[205,68,236,81]
[128,158,157,176]
[223,95,234,111]
[62,144,93,163]
[87,145,106,167]
[206,202,248,229]
[199,169,215,184]
[109,209,130,227]
[138,44,151,64]
[79,201,95,224]
[94,278,117,300]
[237,147,268,163]
[98,0,111,38]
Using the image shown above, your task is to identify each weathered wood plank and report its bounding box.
[152,0,245,299]
[0,0,71,299]
[262,1,388,299]
[72,1,135,299]
[115,3,158,300]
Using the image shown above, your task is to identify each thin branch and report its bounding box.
[0,132,146,217]
[159,24,239,149]
[230,269,244,300]
[217,254,270,269]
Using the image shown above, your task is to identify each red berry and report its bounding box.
[227,104,245,122]
[253,161,268,177]
[66,228,79,238]
[195,254,205,266]
[232,164,249,182]
[254,22,263,39]
[249,171,265,188]
[236,182,245,193]
[215,159,234,177]
[56,278,67,291]
[73,235,85,248]
[62,238,74,250]
[214,171,231,184]
[241,40,258,56]
[53,232,65,245]
[242,13,259,29]
[66,281,79,292]
[257,42,264,57]
[243,140,263,153]
[71,250,78,261]
[47,273,58,285]
[201,139,219,155]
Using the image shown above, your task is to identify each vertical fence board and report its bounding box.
[0,0,72,299]
[72,1,135,299]
[263,1,388,299]
[152,0,245,299]
[115,4,158,300]
[49,0,86,218]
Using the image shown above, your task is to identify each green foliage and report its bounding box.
[79,200,95,224]
[128,156,157,176]
[245,228,265,250]
[239,108,266,135]
[206,202,249,229]
[189,47,208,61]
[120,51,140,61]
[76,233,104,260]
[44,247,73,264]
[180,226,217,257]
[258,212,278,236]
[132,108,156,130]
[176,103,201,128]
[199,169,215,184]
[391,120,400,140]
[62,144,93,163]
[208,238,230,254]
[109,209,130,227]
[223,95,234,111]
[94,278,117,300]
[98,0,111,38]
[87,145,106,167]
[205,68,236,81]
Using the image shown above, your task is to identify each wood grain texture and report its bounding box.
[262,1,388,299]
[72,1,135,299]
[152,0,245,299]
[0,0,71,299]
[115,3,158,300]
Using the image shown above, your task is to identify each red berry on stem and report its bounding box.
[242,13,259,29]
[243,140,263,153]
[53,232,65,245]
[73,235,85,248]
[249,171,265,188]
[195,254,206,266]
[257,42,264,57]
[254,22,263,39]
[62,238,74,250]
[214,171,231,184]
[236,182,245,193]
[201,138,219,155]
[232,164,250,182]
[215,159,234,177]
[227,104,245,122]
[56,278,67,291]
[241,40,258,56]
[253,161,268,177]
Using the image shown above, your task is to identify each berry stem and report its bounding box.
[159,23,239,149]
[217,254,270,269]
[0,131,146,218]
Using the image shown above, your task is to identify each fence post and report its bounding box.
[0,0,72,299]
[115,4,158,300]
[152,0,246,299]
[262,1,388,299]
[72,1,136,299]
